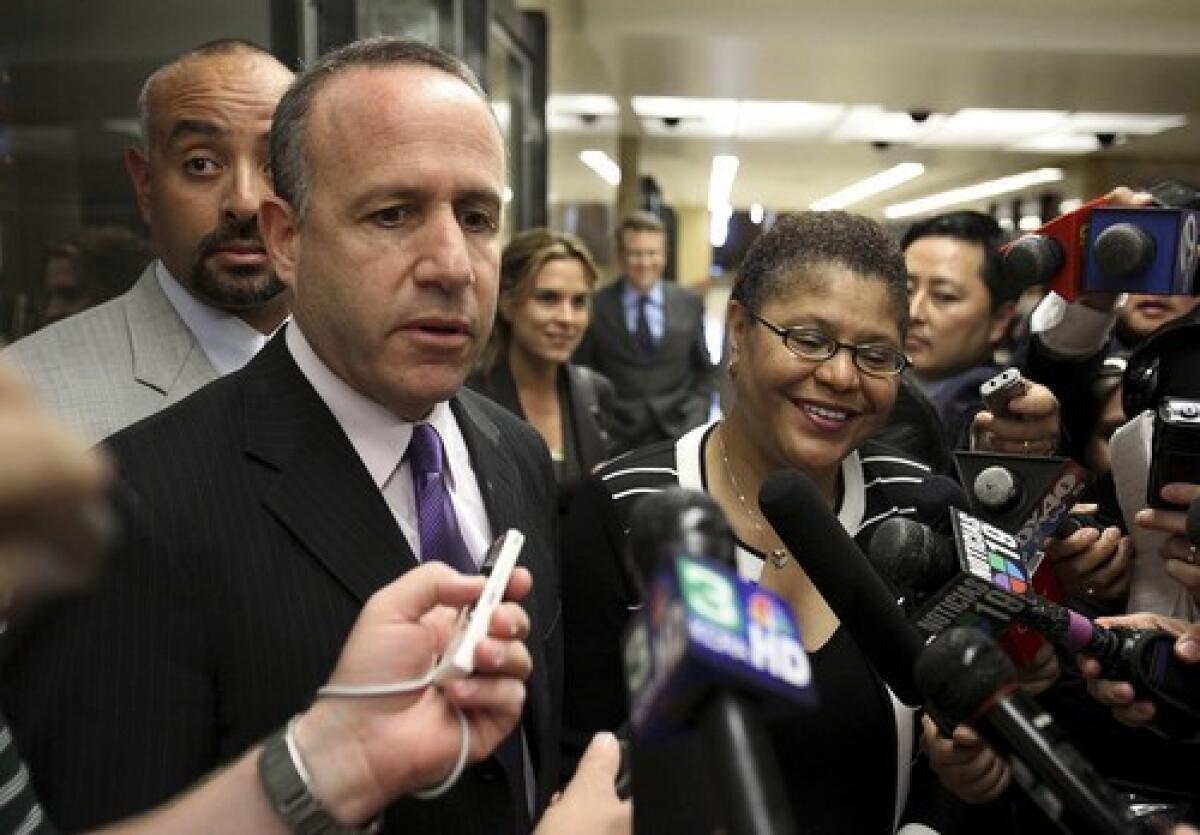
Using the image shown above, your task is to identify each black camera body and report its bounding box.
[1148,398,1200,509]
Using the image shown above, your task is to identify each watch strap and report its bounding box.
[258,719,371,835]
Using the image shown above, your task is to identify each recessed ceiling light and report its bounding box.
[708,154,740,210]
[578,150,621,187]
[884,168,1064,219]
[810,162,926,210]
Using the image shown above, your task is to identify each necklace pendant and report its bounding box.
[769,548,789,569]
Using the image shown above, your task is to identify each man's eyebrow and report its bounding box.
[457,187,502,206]
[166,119,225,145]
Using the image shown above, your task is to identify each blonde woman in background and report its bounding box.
[468,228,616,513]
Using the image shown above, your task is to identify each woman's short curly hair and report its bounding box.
[732,210,909,334]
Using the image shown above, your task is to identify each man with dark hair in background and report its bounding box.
[902,211,1022,447]
[38,226,153,327]
[3,39,293,443]
[573,211,715,452]
[901,210,1061,460]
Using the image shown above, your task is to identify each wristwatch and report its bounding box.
[258,720,376,835]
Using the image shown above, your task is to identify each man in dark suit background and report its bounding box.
[0,36,633,835]
[573,211,715,452]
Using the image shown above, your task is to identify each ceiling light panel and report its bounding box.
[579,149,622,187]
[810,162,926,210]
[1067,112,1187,135]
[1008,132,1101,155]
[830,106,946,143]
[884,167,1064,219]
[547,94,620,134]
[734,100,844,139]
[918,108,1068,147]
[548,94,620,117]
[635,97,842,139]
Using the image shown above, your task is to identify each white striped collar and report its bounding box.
[674,420,865,578]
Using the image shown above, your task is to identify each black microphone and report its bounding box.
[758,469,927,706]
[915,627,1156,835]
[867,516,956,614]
[625,488,799,835]
[625,486,736,596]
[871,515,1200,738]
[908,474,969,536]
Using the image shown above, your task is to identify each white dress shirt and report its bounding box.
[285,323,493,566]
[156,261,274,375]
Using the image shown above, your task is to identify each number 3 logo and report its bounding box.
[679,560,741,630]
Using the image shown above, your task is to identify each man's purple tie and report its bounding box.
[408,423,475,574]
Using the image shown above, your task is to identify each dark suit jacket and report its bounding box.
[0,333,562,834]
[572,279,714,451]
[467,360,616,502]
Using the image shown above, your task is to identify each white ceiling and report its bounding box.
[523,0,1200,217]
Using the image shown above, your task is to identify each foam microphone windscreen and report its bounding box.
[907,474,968,536]
[625,488,736,595]
[759,469,926,706]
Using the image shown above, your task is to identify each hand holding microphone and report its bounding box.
[916,627,1158,834]
[972,378,1062,457]
[920,717,1011,805]
[1080,612,1200,730]
[536,732,631,835]
[1134,484,1200,604]
[1045,519,1134,602]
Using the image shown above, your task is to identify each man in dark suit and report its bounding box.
[573,212,715,452]
[0,37,617,835]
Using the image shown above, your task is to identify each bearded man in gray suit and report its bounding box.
[3,39,294,443]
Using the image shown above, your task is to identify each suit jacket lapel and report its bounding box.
[658,280,687,351]
[125,264,218,397]
[452,390,553,806]
[566,366,606,471]
[452,391,523,540]
[245,335,415,604]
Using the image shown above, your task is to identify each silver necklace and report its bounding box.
[718,425,790,569]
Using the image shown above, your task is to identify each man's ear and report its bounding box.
[123,146,153,226]
[987,299,1018,348]
[260,196,299,290]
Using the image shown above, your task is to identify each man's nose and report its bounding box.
[412,209,474,290]
[222,161,269,225]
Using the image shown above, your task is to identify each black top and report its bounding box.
[467,360,615,513]
[561,424,969,831]
[0,711,55,834]
[769,627,897,834]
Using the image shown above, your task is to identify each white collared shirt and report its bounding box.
[621,277,665,341]
[156,261,274,375]
[285,323,493,567]
[1029,290,1123,359]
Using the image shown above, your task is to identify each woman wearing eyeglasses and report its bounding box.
[561,212,960,833]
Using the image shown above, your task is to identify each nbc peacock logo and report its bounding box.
[987,550,1028,595]
[747,591,796,638]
